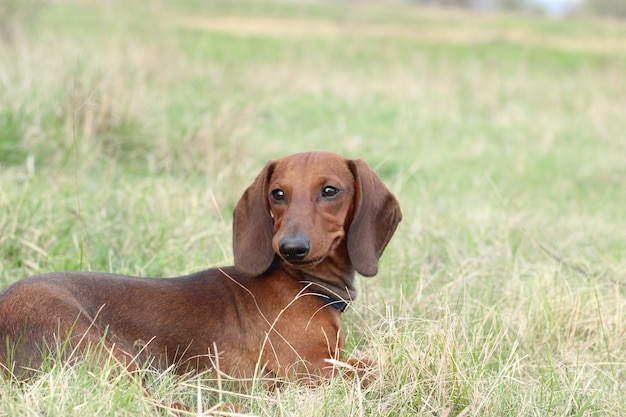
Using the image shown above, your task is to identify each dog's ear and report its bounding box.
[347,159,402,277]
[233,160,276,276]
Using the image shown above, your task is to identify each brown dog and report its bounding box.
[0,151,401,384]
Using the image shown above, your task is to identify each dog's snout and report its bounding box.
[278,235,311,261]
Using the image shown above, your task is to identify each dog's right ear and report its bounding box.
[233,160,276,276]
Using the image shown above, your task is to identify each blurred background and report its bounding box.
[1,0,625,277]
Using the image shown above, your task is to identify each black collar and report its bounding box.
[314,293,349,313]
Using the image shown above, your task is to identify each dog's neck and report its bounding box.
[273,256,357,305]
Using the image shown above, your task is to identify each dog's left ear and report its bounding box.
[347,159,402,277]
[233,160,276,276]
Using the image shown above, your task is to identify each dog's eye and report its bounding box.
[321,186,340,199]
[270,189,286,203]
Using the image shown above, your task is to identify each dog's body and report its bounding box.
[0,151,401,383]
[0,267,342,380]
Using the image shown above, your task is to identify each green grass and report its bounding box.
[1,0,625,415]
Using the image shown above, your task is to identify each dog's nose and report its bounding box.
[278,235,311,261]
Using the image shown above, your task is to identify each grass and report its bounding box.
[1,0,625,415]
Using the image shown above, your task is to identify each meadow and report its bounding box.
[0,0,625,415]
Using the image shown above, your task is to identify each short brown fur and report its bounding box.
[0,151,401,383]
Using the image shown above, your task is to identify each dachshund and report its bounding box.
[0,151,402,386]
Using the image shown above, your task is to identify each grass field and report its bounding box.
[1,0,625,415]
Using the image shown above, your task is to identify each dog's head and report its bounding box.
[232,151,402,278]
